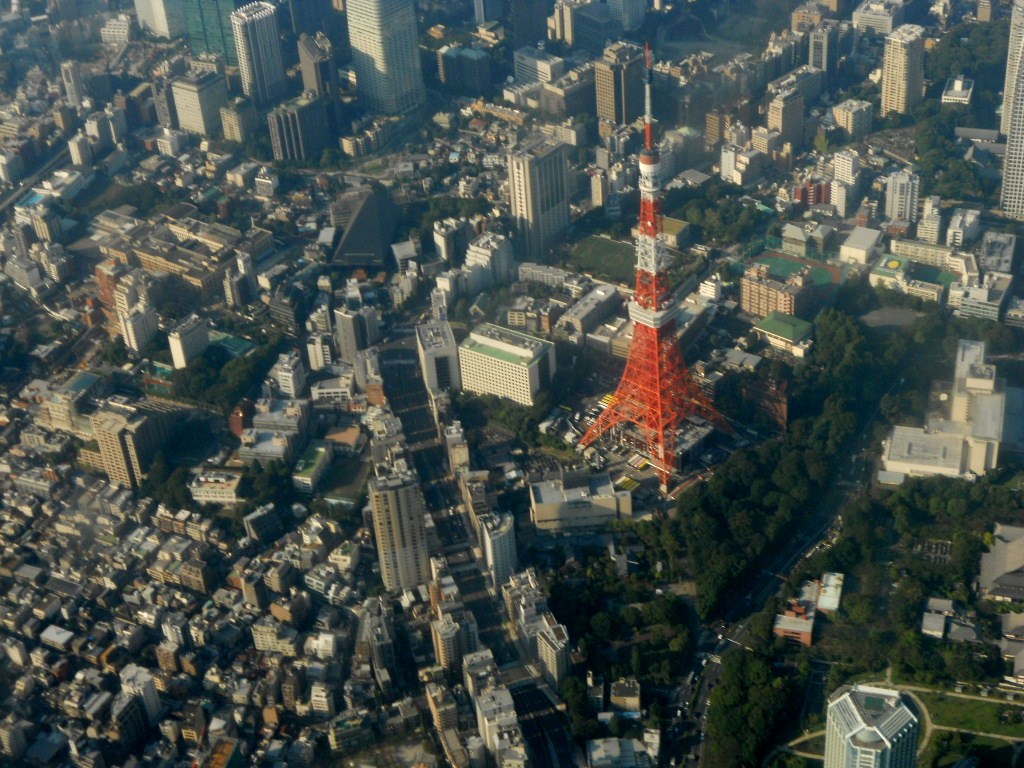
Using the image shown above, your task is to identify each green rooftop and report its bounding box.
[293,441,332,479]
[756,311,812,342]
[461,338,528,365]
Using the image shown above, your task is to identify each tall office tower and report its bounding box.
[297,32,343,126]
[580,44,724,491]
[268,94,329,162]
[1004,47,1024,219]
[172,71,228,136]
[880,24,924,117]
[415,320,461,394]
[347,0,425,115]
[183,0,241,64]
[370,465,430,591]
[134,0,186,38]
[768,88,805,149]
[510,0,550,45]
[220,97,258,142]
[885,169,920,222]
[595,42,645,125]
[825,685,919,768]
[474,0,503,24]
[68,132,93,166]
[233,2,286,104]
[153,78,177,128]
[608,0,644,31]
[507,134,570,261]
[1003,0,1024,135]
[61,61,85,110]
[120,664,161,727]
[809,21,839,76]
[334,306,382,363]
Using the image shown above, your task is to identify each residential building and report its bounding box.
[458,323,556,406]
[880,24,924,117]
[168,313,210,369]
[232,2,286,104]
[221,96,258,142]
[851,0,905,34]
[61,61,85,110]
[268,94,328,162]
[832,99,873,139]
[885,170,919,222]
[825,685,919,768]
[347,0,425,114]
[465,231,515,291]
[595,42,645,125]
[507,134,570,260]
[740,263,813,319]
[1005,0,1024,136]
[768,88,805,149]
[267,351,307,397]
[91,406,170,490]
[370,464,430,591]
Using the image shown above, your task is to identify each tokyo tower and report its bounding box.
[579,43,723,491]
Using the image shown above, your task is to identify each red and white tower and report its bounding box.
[579,43,722,491]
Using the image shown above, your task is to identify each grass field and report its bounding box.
[921,734,1016,768]
[912,264,960,289]
[917,692,1024,738]
[567,236,637,285]
[751,252,839,286]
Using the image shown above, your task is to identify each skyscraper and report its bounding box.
[232,2,286,105]
[61,61,85,110]
[880,24,924,117]
[595,42,645,125]
[1003,0,1024,136]
[608,0,644,31]
[1003,62,1024,218]
[267,94,329,162]
[297,32,343,126]
[183,0,241,65]
[370,466,430,591]
[825,685,919,768]
[507,134,570,260]
[134,0,186,38]
[347,0,425,115]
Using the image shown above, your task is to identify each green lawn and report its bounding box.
[921,734,1016,768]
[917,692,1024,738]
[567,236,637,285]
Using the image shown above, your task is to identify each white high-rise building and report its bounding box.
[370,464,430,591]
[880,24,924,117]
[825,685,919,768]
[134,0,186,38]
[508,134,570,261]
[833,149,860,187]
[61,61,85,110]
[465,231,515,291]
[1003,9,1024,219]
[415,320,461,394]
[347,0,425,115]
[885,170,920,222]
[479,513,516,589]
[608,0,645,30]
[267,351,307,397]
[232,2,286,105]
[1003,0,1024,136]
[168,314,210,369]
[120,664,161,726]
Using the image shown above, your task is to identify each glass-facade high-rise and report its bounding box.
[346,0,425,115]
[182,0,240,65]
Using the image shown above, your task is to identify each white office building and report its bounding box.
[347,0,425,115]
[479,513,516,588]
[458,324,556,406]
[416,320,461,393]
[884,170,919,222]
[168,313,210,369]
[825,685,919,768]
[133,0,185,38]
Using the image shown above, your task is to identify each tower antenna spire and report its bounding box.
[644,41,653,151]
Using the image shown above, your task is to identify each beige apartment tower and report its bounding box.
[880,24,924,117]
[370,467,430,591]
